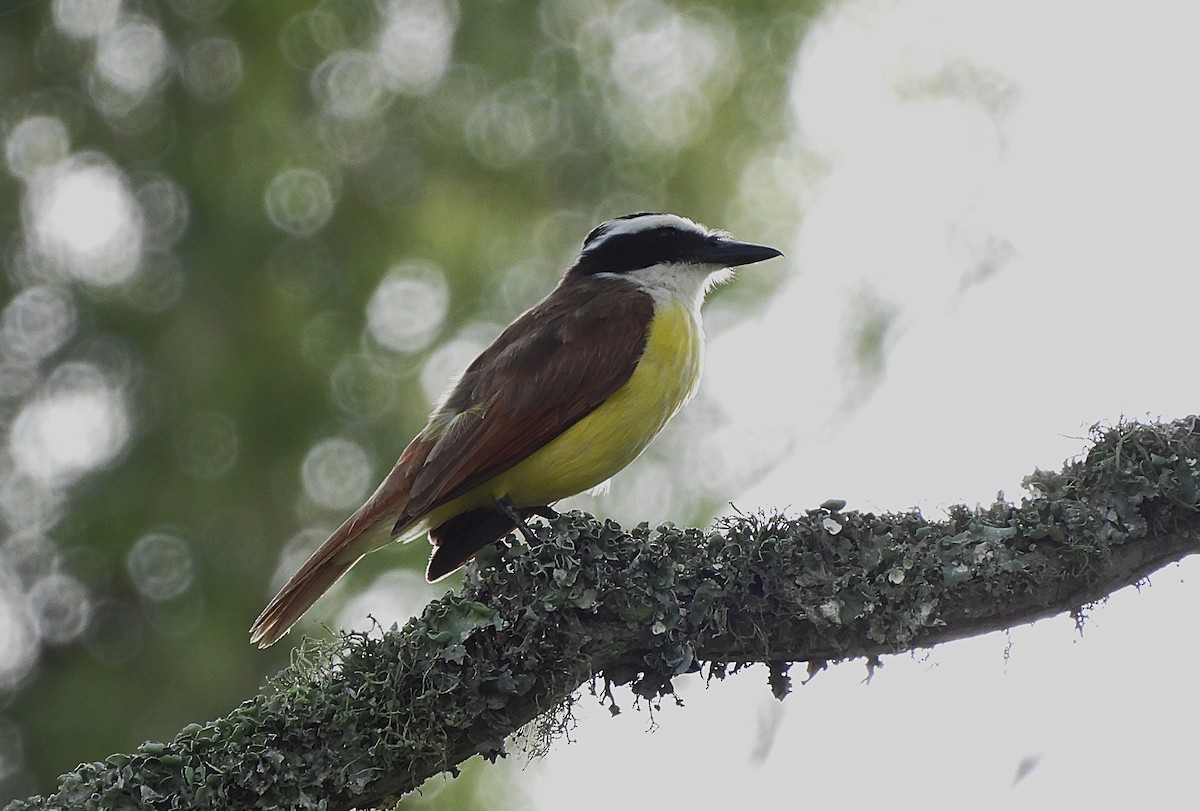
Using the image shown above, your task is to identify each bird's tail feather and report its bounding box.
[249,506,404,648]
[249,550,362,649]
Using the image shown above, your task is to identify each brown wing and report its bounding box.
[403,274,654,518]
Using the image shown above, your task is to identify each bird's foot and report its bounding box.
[496,496,542,544]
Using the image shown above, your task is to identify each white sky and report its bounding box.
[526,1,1200,808]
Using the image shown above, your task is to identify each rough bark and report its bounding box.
[7,417,1199,811]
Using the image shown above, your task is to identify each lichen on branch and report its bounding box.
[7,417,1199,811]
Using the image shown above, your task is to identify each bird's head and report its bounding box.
[569,212,782,305]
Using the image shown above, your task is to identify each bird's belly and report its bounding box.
[489,302,702,507]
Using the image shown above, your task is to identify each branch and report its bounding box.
[8,417,1200,811]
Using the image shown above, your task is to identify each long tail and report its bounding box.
[251,436,437,647]
[249,503,401,647]
[248,551,362,648]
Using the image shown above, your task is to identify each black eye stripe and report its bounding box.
[574,226,711,275]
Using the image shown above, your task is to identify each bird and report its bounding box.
[249,212,782,647]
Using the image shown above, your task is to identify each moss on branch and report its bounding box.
[8,417,1200,811]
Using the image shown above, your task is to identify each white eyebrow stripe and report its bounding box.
[590,213,706,247]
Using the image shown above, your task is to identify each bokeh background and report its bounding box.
[1,0,1199,808]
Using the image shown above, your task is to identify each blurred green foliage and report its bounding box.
[0,0,811,802]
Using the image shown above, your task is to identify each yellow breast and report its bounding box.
[428,301,703,517]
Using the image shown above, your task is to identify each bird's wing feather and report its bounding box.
[404,275,654,515]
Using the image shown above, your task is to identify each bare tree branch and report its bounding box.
[7,417,1199,811]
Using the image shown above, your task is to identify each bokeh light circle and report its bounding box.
[0,285,77,363]
[172,411,239,480]
[52,0,121,39]
[26,572,90,644]
[9,361,130,486]
[376,0,458,96]
[264,168,337,237]
[95,17,171,97]
[0,568,38,688]
[365,261,450,353]
[181,36,243,103]
[5,116,71,180]
[26,152,144,287]
[126,532,194,601]
[312,49,390,119]
[301,438,372,510]
[0,473,66,536]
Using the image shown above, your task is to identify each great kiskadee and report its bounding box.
[249,212,782,647]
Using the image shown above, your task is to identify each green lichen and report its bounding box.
[8,417,1199,811]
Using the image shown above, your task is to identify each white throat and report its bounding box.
[599,262,732,318]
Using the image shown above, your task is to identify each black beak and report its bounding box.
[698,238,784,267]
